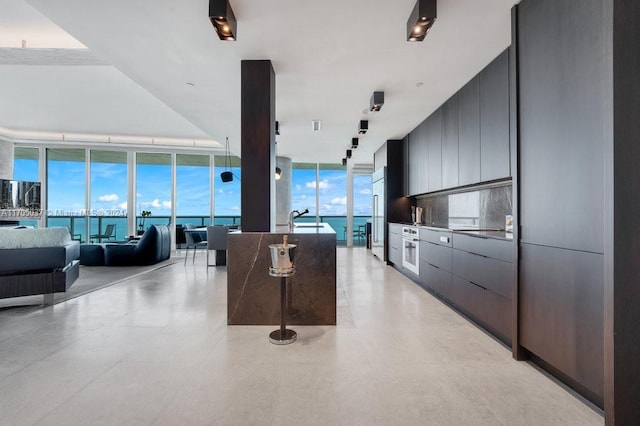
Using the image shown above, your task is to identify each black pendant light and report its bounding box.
[209,0,237,41]
[221,137,233,182]
[407,0,437,42]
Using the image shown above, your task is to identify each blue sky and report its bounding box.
[15,157,371,218]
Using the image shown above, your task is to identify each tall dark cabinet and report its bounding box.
[457,77,481,186]
[426,110,442,192]
[480,50,511,182]
[517,0,607,411]
[441,95,459,189]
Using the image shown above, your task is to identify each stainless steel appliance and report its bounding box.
[402,226,420,275]
[371,168,385,260]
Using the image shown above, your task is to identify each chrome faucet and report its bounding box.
[289,208,309,231]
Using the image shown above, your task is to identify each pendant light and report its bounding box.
[274,140,281,180]
[220,137,233,182]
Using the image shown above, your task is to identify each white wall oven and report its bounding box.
[402,226,419,275]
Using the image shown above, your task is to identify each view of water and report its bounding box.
[44,215,371,245]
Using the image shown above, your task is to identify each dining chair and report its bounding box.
[206,225,229,267]
[184,224,207,264]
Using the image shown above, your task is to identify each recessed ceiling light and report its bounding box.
[416,82,424,87]
[186,82,195,87]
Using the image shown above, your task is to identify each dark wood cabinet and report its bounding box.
[480,50,511,182]
[519,243,604,404]
[457,76,481,186]
[407,121,429,196]
[404,49,510,196]
[388,224,403,266]
[452,249,512,299]
[420,262,452,300]
[407,129,419,196]
[518,1,604,254]
[441,95,459,189]
[451,275,512,344]
[426,109,442,192]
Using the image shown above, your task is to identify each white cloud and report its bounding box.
[231,206,240,211]
[359,188,372,195]
[119,202,128,210]
[300,195,307,200]
[218,189,224,194]
[136,193,141,198]
[140,199,171,210]
[330,197,347,205]
[98,193,119,202]
[305,179,330,190]
[295,184,302,191]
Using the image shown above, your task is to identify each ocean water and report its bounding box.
[44,215,370,244]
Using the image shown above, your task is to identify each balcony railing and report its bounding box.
[43,215,371,246]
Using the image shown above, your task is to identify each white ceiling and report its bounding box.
[1,0,518,163]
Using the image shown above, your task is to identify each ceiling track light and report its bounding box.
[312,120,322,131]
[351,138,359,149]
[342,158,347,166]
[370,91,384,112]
[407,0,437,42]
[209,0,237,41]
[346,149,352,159]
[275,166,282,180]
[275,121,280,135]
[358,120,368,134]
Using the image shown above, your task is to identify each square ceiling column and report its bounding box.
[241,60,276,232]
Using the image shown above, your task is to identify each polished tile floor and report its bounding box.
[0,248,603,425]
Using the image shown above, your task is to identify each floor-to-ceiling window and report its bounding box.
[12,147,40,227]
[213,155,241,226]
[90,150,127,241]
[13,147,39,182]
[176,154,210,227]
[46,148,86,240]
[353,173,373,247]
[135,153,171,234]
[291,163,318,218]
[291,162,364,245]
[317,163,348,242]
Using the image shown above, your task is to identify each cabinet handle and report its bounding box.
[469,280,487,290]
[468,251,488,258]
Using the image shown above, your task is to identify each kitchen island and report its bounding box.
[227,223,336,325]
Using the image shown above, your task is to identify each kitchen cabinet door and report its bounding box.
[458,76,481,186]
[407,130,419,196]
[518,0,605,253]
[388,231,402,266]
[519,243,603,403]
[480,50,510,181]
[442,95,459,190]
[426,109,442,192]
